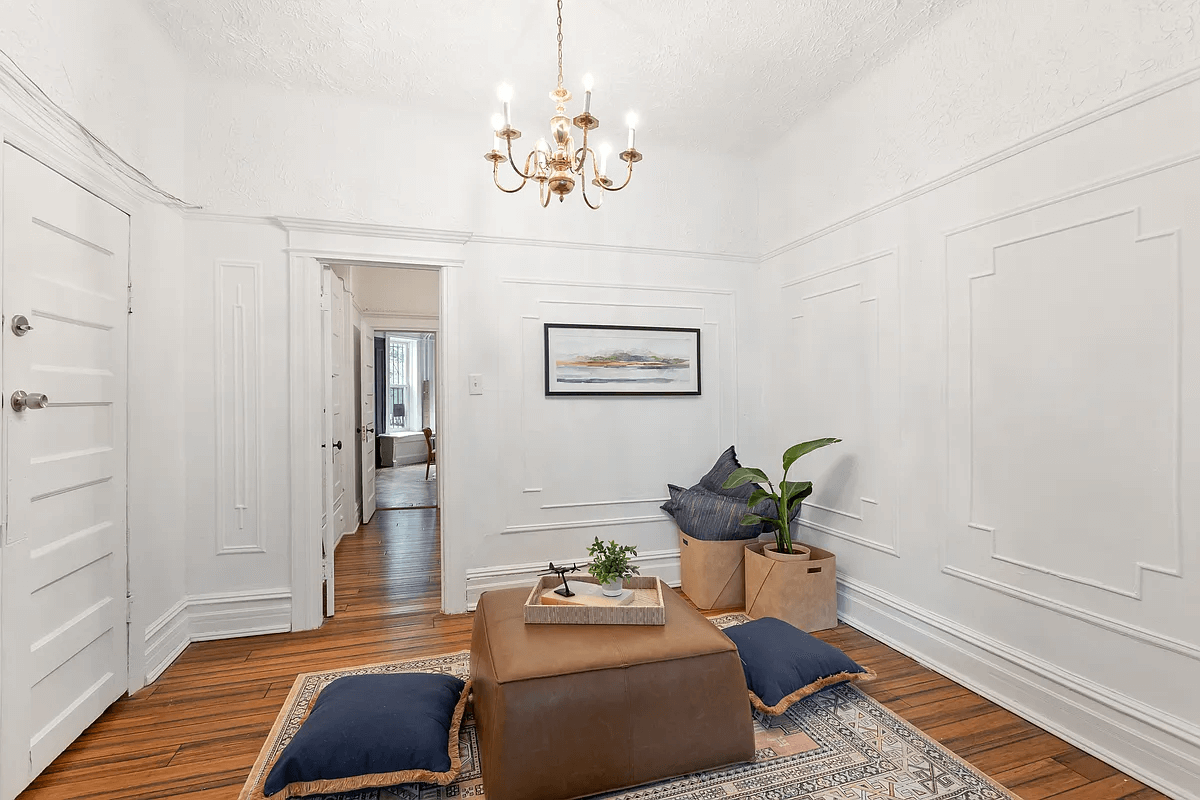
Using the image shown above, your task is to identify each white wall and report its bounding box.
[0,0,191,690]
[179,72,761,626]
[755,1,1200,797]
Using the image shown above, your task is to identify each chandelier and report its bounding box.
[485,0,642,209]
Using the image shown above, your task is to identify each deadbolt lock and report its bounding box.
[11,315,32,336]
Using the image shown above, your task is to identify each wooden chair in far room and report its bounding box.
[423,427,436,480]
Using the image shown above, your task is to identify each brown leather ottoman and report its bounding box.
[470,587,754,800]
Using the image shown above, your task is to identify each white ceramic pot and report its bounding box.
[601,580,624,597]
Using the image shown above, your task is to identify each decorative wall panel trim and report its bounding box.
[475,233,757,263]
[948,196,1186,599]
[761,65,1200,262]
[541,497,670,510]
[784,250,901,558]
[465,549,681,610]
[942,566,1200,663]
[501,275,735,296]
[214,260,266,555]
[837,576,1200,800]
[502,514,668,535]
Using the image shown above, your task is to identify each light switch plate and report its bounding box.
[468,374,483,395]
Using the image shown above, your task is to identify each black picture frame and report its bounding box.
[543,323,702,397]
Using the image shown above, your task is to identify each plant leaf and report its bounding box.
[738,512,772,528]
[722,467,769,490]
[782,438,841,472]
[781,481,813,502]
[746,488,772,509]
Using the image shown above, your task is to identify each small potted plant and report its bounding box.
[723,437,843,631]
[587,537,640,596]
[722,437,840,558]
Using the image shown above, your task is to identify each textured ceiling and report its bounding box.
[143,0,973,151]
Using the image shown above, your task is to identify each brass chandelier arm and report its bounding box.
[599,157,636,191]
[504,138,537,181]
[578,163,603,209]
[493,160,527,193]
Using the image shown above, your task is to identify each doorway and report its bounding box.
[375,330,437,510]
[317,262,442,621]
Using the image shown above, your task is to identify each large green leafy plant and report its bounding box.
[722,438,841,555]
[587,537,640,585]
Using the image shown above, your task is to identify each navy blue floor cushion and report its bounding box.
[264,672,471,800]
[724,617,876,715]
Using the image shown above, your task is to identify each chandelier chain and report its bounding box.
[556,0,564,89]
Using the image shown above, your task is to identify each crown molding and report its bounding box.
[274,215,473,244]
[760,63,1200,262]
[468,233,759,264]
[183,210,276,226]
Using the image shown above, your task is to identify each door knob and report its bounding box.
[11,391,49,412]
[11,314,32,336]
[333,440,343,451]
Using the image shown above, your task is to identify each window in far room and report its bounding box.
[382,332,436,434]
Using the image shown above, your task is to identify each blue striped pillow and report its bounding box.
[663,484,762,541]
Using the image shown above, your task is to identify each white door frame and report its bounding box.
[0,108,150,695]
[287,253,455,631]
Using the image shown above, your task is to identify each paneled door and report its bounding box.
[0,145,129,799]
[323,272,346,617]
[360,322,376,524]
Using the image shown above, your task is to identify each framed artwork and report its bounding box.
[544,323,702,396]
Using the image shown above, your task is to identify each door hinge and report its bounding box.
[126,592,133,624]
[127,282,134,315]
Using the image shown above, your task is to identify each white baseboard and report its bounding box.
[836,576,1200,800]
[465,548,681,611]
[142,588,293,682]
[143,598,190,684]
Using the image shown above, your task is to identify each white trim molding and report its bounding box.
[836,576,1200,800]
[214,259,267,555]
[760,64,1200,261]
[465,548,681,610]
[142,589,293,684]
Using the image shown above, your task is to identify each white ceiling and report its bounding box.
[143,0,972,152]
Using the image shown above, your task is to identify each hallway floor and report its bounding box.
[376,462,437,509]
[19,509,1161,800]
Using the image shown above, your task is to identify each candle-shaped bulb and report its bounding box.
[491,113,504,132]
[582,73,594,91]
[598,142,612,176]
[498,83,513,126]
[536,137,549,154]
[625,111,638,151]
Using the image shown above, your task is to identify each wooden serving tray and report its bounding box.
[523,575,666,625]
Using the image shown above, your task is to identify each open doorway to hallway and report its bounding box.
[375,331,437,510]
[322,263,442,619]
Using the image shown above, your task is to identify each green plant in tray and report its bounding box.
[587,537,640,586]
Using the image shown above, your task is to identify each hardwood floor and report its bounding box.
[20,509,1162,800]
[375,462,437,509]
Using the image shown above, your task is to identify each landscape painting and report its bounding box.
[544,324,701,396]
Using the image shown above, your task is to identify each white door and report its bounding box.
[325,273,346,616]
[360,323,376,524]
[0,145,130,799]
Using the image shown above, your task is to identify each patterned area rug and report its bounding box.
[240,615,1016,800]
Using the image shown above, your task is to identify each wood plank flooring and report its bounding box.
[375,462,437,509]
[20,508,1162,800]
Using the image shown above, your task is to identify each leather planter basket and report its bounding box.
[677,530,750,610]
[744,541,838,632]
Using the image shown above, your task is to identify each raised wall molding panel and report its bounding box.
[215,260,266,554]
[465,549,681,610]
[782,250,901,557]
[946,159,1199,604]
[497,276,737,545]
